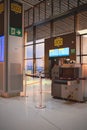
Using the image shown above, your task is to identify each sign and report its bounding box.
[0,1,4,13]
[9,27,22,37]
[54,37,63,47]
[71,49,76,54]
[9,0,22,37]
[0,0,4,35]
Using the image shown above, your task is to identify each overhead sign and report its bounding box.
[54,37,63,47]
[9,0,22,37]
[0,0,4,35]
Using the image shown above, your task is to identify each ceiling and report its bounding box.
[16,0,44,10]
[16,0,87,12]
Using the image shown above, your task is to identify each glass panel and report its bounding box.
[36,38,44,43]
[76,56,80,63]
[76,36,80,55]
[25,59,33,74]
[81,35,87,55]
[36,58,44,73]
[25,41,33,45]
[36,43,44,58]
[81,56,87,63]
[25,45,33,58]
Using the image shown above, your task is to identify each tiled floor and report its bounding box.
[0,78,87,130]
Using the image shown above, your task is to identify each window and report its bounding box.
[36,58,44,73]
[24,38,45,75]
[36,43,44,58]
[25,45,33,59]
[25,59,33,74]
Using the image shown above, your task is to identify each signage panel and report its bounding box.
[9,0,22,37]
[0,0,4,35]
[54,37,63,47]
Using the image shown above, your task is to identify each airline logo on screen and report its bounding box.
[54,37,63,47]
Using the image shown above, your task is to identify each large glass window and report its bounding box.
[36,38,44,43]
[36,58,44,73]
[76,36,80,63]
[25,41,33,45]
[24,37,45,75]
[25,45,33,59]
[76,36,80,56]
[81,35,87,63]
[81,56,87,63]
[36,43,44,58]
[81,35,87,55]
[36,41,44,74]
[25,59,33,74]
[76,35,87,64]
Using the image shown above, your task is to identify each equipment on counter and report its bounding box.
[51,63,87,102]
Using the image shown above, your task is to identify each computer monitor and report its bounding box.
[49,47,70,58]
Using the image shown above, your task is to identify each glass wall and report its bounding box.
[36,43,44,73]
[36,43,44,58]
[76,35,80,63]
[76,35,87,64]
[81,35,87,63]
[25,45,33,59]
[25,59,33,74]
[24,37,45,75]
[25,44,33,74]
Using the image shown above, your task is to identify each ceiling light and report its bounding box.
[77,29,87,34]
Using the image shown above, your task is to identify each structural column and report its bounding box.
[0,0,24,97]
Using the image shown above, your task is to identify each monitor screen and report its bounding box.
[49,49,58,57]
[49,47,69,58]
[0,36,4,62]
[58,47,69,56]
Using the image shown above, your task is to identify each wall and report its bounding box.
[45,33,76,75]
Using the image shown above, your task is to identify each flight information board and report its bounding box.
[49,47,69,57]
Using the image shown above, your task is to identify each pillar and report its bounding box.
[0,0,24,97]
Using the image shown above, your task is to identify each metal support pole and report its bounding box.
[35,72,46,109]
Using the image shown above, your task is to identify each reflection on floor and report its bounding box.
[0,77,87,130]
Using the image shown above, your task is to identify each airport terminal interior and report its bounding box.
[0,0,87,130]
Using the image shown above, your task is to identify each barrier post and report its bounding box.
[20,70,27,97]
[35,72,46,109]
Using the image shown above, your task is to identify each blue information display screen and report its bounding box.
[0,36,4,62]
[49,49,58,57]
[49,47,69,57]
[58,48,69,56]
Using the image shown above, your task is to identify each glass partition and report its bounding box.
[25,45,33,59]
[25,59,33,74]
[36,43,44,58]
